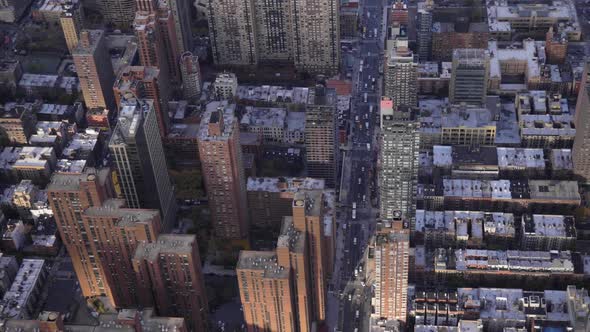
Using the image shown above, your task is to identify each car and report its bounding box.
[353,202,357,209]
[363,195,366,202]
[361,166,365,171]
[349,294,352,301]
[353,237,358,245]
[358,177,362,184]
[356,310,360,319]
[367,143,371,150]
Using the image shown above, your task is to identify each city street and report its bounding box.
[328,0,387,330]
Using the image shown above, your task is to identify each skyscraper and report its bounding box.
[379,97,419,224]
[47,168,113,299]
[72,30,116,111]
[449,48,490,105]
[291,0,340,74]
[237,250,298,332]
[60,1,84,54]
[238,218,313,332]
[416,0,433,61]
[253,0,292,62]
[207,0,258,66]
[179,52,201,100]
[373,218,409,322]
[134,0,182,82]
[113,65,170,137]
[573,61,590,180]
[133,234,209,332]
[134,12,170,80]
[81,199,161,307]
[197,102,249,239]
[384,37,418,108]
[99,0,135,30]
[109,100,177,231]
[305,86,339,188]
[237,191,332,331]
[292,190,328,323]
[166,0,192,52]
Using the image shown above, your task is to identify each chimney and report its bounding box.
[208,108,225,137]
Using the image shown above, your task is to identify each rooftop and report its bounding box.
[437,249,575,273]
[496,147,545,169]
[522,214,576,238]
[133,234,196,262]
[240,107,286,128]
[62,130,98,159]
[235,85,311,104]
[47,167,110,192]
[237,250,288,279]
[550,149,573,170]
[55,159,87,174]
[0,259,45,319]
[198,101,237,140]
[247,177,325,192]
[83,199,160,226]
[110,101,152,144]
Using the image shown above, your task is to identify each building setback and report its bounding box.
[81,199,161,308]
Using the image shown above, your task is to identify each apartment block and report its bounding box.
[179,52,201,100]
[59,1,84,53]
[207,0,258,66]
[47,168,113,299]
[0,103,37,145]
[109,100,177,231]
[573,61,590,180]
[373,221,410,322]
[198,101,249,239]
[81,199,161,308]
[379,97,420,223]
[133,234,208,332]
[521,214,576,251]
[305,86,338,188]
[113,65,170,137]
[72,30,116,112]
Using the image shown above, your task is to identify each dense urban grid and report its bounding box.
[0,0,589,331]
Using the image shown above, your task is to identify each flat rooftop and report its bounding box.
[133,234,196,262]
[247,177,325,192]
[237,250,288,279]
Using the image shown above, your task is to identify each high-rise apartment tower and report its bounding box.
[197,101,249,239]
[109,100,177,231]
[305,86,339,188]
[72,30,116,111]
[133,234,209,332]
[378,98,420,224]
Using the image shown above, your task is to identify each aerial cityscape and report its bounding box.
[0,0,588,331]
